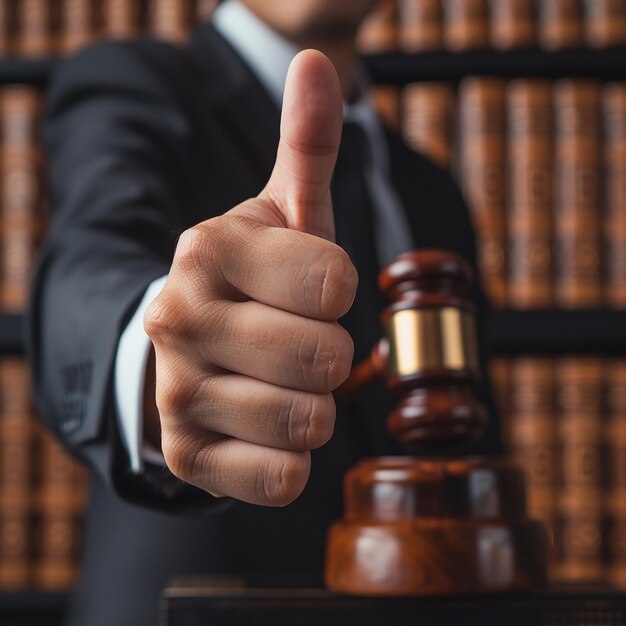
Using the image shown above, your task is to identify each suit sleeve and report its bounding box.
[26,40,227,514]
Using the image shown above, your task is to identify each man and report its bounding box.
[27,1,500,624]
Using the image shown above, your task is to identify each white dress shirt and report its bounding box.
[114,0,414,473]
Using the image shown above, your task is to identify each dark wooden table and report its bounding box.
[161,579,626,626]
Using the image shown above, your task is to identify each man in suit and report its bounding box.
[27,1,500,624]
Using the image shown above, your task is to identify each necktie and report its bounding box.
[331,121,385,363]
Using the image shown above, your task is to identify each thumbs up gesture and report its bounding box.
[144,51,358,505]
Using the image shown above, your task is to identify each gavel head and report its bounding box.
[378,249,488,449]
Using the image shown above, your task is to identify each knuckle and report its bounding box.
[161,430,200,482]
[162,430,220,489]
[258,451,310,507]
[303,247,357,320]
[294,324,354,393]
[156,374,202,421]
[143,294,176,341]
[175,222,220,272]
[281,392,335,451]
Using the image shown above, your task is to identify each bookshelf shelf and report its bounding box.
[0,591,67,625]
[2,311,626,357]
[487,309,626,356]
[0,314,25,355]
[2,46,626,89]
[365,46,626,84]
[0,58,57,86]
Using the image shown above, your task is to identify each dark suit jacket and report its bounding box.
[27,23,501,626]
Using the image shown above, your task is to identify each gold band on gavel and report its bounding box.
[383,307,480,378]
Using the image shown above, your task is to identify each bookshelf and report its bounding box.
[0,48,625,362]
[1,12,625,626]
[5,310,626,358]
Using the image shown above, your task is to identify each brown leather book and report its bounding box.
[553,80,602,308]
[443,0,489,51]
[397,0,443,52]
[490,0,536,50]
[401,82,454,169]
[356,0,398,54]
[538,0,584,49]
[33,430,88,591]
[0,88,43,313]
[370,86,401,132]
[458,77,507,307]
[0,359,35,590]
[148,0,192,44]
[507,79,552,309]
[0,0,14,56]
[102,0,141,37]
[507,358,557,573]
[606,360,626,587]
[603,83,626,308]
[59,0,99,54]
[584,0,626,47]
[15,0,55,56]
[554,358,604,582]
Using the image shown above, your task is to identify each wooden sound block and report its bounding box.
[325,456,547,596]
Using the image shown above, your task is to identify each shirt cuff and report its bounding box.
[114,275,168,473]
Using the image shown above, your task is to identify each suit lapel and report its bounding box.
[187,23,281,183]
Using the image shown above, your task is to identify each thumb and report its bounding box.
[260,49,343,242]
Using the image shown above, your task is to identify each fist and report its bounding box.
[143,51,358,506]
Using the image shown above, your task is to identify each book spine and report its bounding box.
[507,358,556,573]
[195,0,218,22]
[59,0,98,53]
[34,430,87,591]
[0,0,14,56]
[397,0,443,52]
[148,0,191,44]
[583,0,626,48]
[102,0,141,37]
[15,0,55,56]
[0,88,43,313]
[603,83,626,308]
[553,80,602,308]
[443,0,489,51]
[402,82,454,169]
[356,0,398,54]
[458,77,507,307]
[370,86,401,132]
[0,359,34,590]
[555,358,604,582]
[489,0,535,50]
[606,360,626,587]
[507,79,553,309]
[538,0,584,50]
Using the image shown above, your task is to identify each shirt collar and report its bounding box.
[212,0,298,107]
[212,0,374,121]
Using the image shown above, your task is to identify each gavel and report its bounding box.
[325,249,547,596]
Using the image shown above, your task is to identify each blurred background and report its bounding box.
[0,0,625,624]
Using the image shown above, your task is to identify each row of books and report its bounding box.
[494,357,626,585]
[359,0,626,53]
[0,0,218,56]
[4,78,626,315]
[0,357,87,591]
[374,78,626,310]
[0,86,44,313]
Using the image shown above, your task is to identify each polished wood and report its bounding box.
[162,583,626,626]
[326,457,547,595]
[326,249,547,596]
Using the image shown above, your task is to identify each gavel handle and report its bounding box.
[333,339,389,403]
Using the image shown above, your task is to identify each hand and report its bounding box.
[143,50,357,506]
